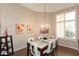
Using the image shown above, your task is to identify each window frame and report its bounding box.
[56,10,77,40]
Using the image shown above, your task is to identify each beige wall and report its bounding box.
[76,6,79,50]
[0,4,55,51]
[0,4,37,51]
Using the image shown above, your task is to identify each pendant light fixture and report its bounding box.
[40,3,50,34]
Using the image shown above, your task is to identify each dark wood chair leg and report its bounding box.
[44,53,48,56]
[54,47,58,56]
[51,50,54,56]
[27,43,30,56]
[51,53,52,56]
[31,54,33,56]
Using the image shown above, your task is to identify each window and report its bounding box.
[56,11,76,39]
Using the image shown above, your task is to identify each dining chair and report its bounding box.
[52,39,57,54]
[30,41,40,56]
[27,37,34,43]
[27,37,34,50]
[43,40,54,56]
[38,35,43,40]
[49,35,54,39]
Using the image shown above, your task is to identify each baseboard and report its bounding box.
[58,45,79,52]
[58,44,78,51]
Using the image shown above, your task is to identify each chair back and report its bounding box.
[38,36,43,40]
[27,37,34,43]
[49,35,54,39]
[53,39,57,49]
[47,41,53,53]
[30,42,39,56]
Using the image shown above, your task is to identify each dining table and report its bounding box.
[27,39,58,56]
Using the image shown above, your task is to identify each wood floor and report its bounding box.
[12,46,79,56]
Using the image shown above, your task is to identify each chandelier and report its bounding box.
[40,3,50,34]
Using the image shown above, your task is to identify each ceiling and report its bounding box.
[20,3,77,13]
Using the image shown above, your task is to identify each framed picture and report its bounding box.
[27,24,33,33]
[16,24,25,33]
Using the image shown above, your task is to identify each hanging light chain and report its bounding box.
[44,3,46,24]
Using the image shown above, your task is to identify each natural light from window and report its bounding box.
[56,11,76,39]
